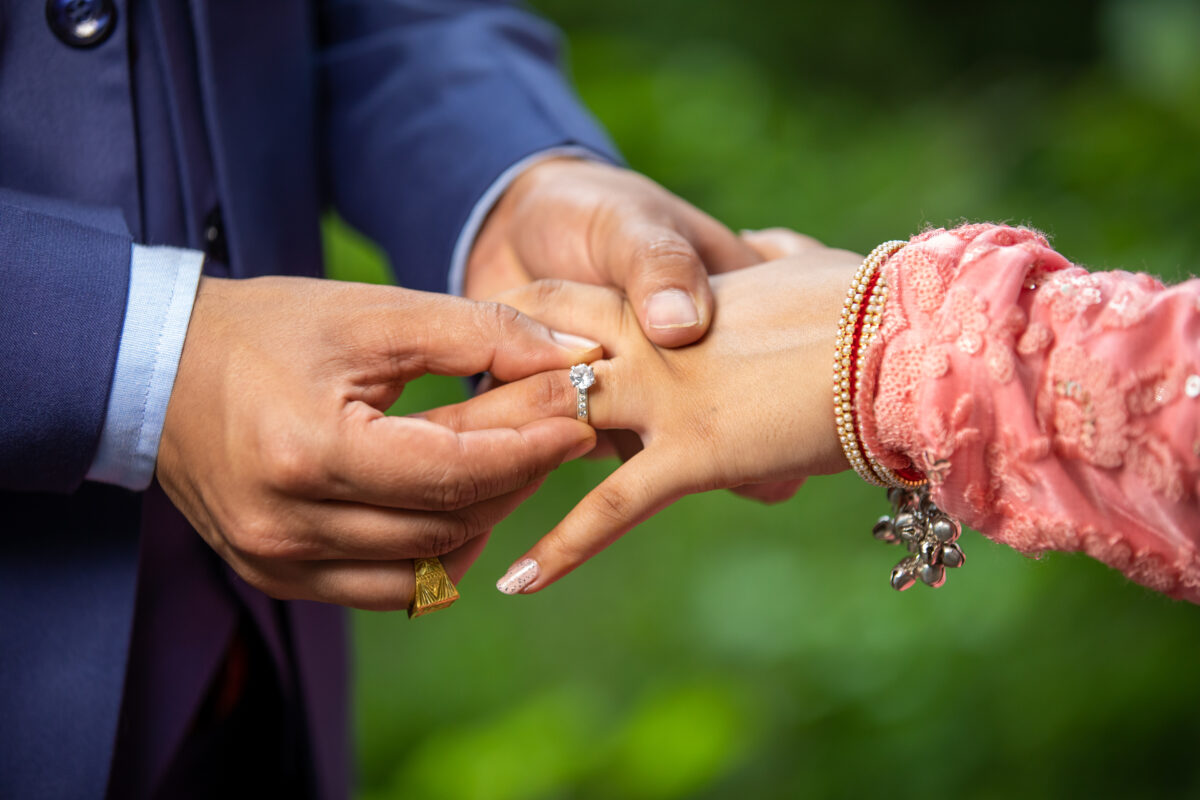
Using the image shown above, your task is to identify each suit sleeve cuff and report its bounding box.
[87,245,204,490]
[447,145,611,297]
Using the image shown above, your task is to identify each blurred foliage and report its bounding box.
[327,1,1200,798]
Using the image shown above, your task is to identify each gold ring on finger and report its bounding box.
[409,557,460,618]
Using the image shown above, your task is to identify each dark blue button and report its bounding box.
[46,0,117,49]
[203,207,229,266]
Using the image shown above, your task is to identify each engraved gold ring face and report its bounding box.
[409,557,460,618]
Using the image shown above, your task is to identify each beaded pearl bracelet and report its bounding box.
[833,240,906,487]
[834,240,966,590]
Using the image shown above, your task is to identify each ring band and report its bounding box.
[569,363,595,425]
[409,557,460,618]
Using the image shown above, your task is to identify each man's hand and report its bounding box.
[466,158,761,348]
[156,276,601,611]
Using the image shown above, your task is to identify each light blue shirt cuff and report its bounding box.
[447,145,609,297]
[87,245,204,490]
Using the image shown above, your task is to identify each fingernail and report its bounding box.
[551,330,601,350]
[646,289,699,329]
[496,558,539,595]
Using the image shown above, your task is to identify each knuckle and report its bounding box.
[428,462,481,510]
[260,435,323,494]
[529,278,568,308]
[629,237,699,275]
[535,371,575,417]
[480,299,545,366]
[225,512,273,555]
[544,531,584,564]
[589,482,636,528]
[230,513,308,561]
[484,299,525,333]
[426,513,475,556]
[496,279,568,321]
[507,450,544,492]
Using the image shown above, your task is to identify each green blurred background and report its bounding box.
[326,1,1200,797]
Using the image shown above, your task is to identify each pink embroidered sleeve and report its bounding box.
[856,223,1200,601]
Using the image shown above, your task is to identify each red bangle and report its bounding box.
[834,240,926,489]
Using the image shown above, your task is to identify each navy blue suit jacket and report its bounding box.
[0,1,615,797]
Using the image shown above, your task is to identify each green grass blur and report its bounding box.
[326,1,1200,797]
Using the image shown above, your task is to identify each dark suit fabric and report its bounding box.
[0,1,617,797]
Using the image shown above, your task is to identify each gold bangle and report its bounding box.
[839,240,966,591]
[833,240,906,487]
[834,241,927,490]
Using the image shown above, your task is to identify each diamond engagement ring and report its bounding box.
[569,363,595,424]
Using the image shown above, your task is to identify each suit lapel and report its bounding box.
[187,0,324,279]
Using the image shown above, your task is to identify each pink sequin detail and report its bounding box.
[922,346,950,379]
[998,306,1028,336]
[1100,284,1154,329]
[907,248,954,313]
[1125,366,1181,417]
[1043,345,1130,469]
[1016,323,1053,356]
[1037,270,1104,322]
[986,345,1016,383]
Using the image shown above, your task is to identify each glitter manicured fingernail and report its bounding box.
[496,558,539,595]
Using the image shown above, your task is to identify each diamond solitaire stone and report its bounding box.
[569,363,595,390]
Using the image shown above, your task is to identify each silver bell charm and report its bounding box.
[890,557,918,592]
[872,516,898,543]
[873,486,965,591]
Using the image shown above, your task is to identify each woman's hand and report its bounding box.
[428,242,864,593]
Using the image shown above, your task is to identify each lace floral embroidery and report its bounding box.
[1042,345,1130,469]
[1126,436,1187,502]
[861,224,1200,602]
